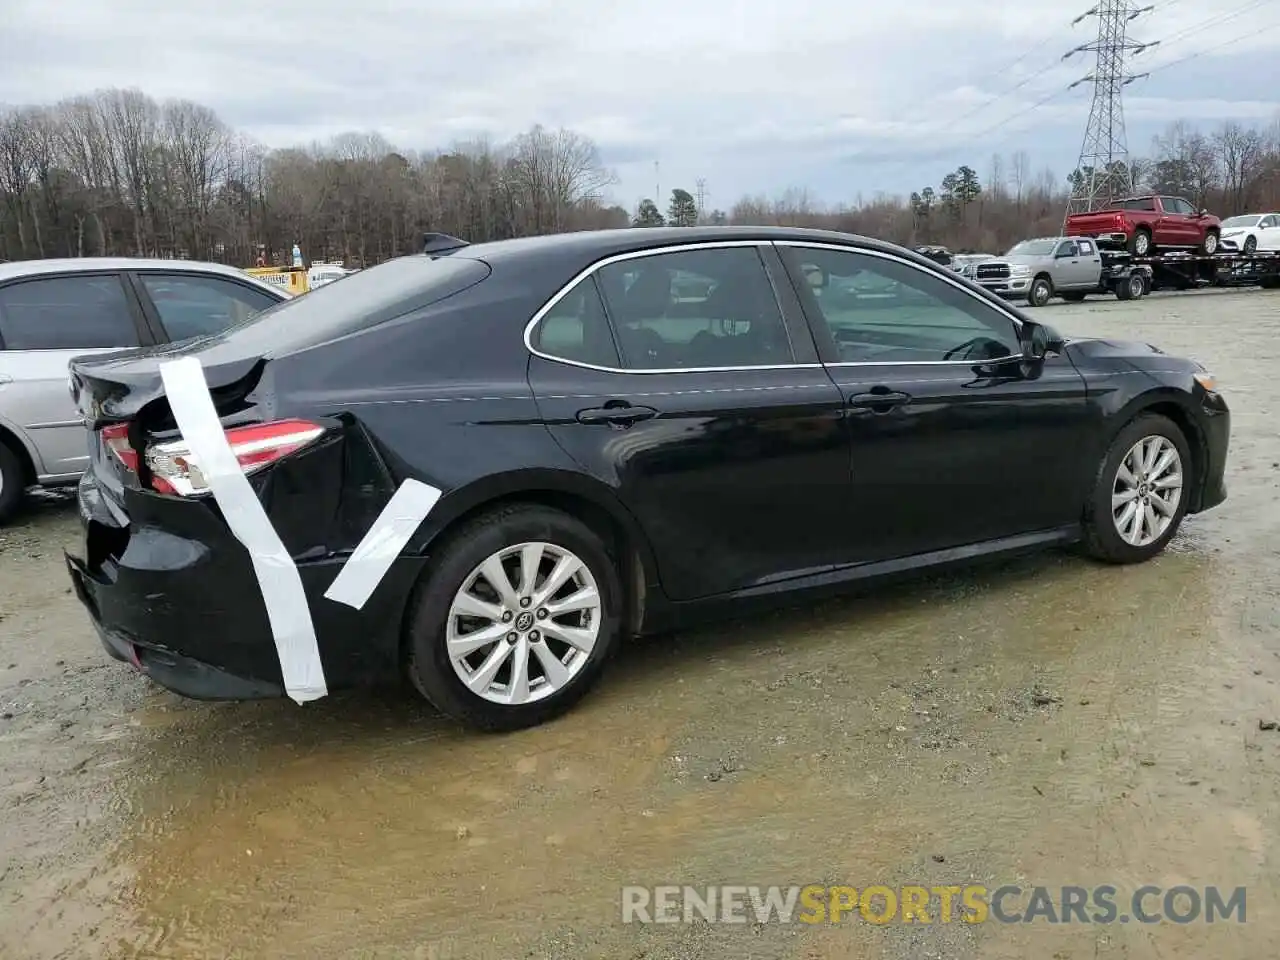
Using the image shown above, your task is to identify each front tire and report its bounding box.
[406,504,623,731]
[1082,414,1192,564]
[1243,235,1257,254]
[1027,276,1053,307]
[1201,230,1219,255]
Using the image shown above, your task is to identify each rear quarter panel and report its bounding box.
[265,267,638,560]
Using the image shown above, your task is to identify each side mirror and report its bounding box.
[1023,323,1050,361]
[1198,209,1209,218]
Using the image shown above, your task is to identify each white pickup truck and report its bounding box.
[970,236,1153,307]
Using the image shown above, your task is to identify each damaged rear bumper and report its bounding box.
[66,551,286,700]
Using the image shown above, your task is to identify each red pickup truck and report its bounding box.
[1064,196,1221,256]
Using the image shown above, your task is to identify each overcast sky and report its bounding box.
[1,0,1277,210]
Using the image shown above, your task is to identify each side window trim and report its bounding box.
[523,240,820,374]
[775,241,1025,367]
[0,271,154,350]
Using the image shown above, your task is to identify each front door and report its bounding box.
[526,242,852,601]
[1053,239,1091,289]
[778,242,1094,562]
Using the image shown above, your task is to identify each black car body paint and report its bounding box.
[63,227,1230,702]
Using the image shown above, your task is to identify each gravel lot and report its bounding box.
[1,287,1278,959]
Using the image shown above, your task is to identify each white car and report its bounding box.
[1218,213,1280,254]
[0,258,287,522]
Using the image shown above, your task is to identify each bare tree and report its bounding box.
[2,87,1279,265]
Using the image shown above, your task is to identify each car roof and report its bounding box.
[453,225,939,272]
[0,257,267,283]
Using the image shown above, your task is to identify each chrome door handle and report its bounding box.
[575,404,658,426]
[849,390,911,412]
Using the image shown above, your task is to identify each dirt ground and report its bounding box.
[2,287,1278,960]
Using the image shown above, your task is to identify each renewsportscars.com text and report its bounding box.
[620,884,1247,925]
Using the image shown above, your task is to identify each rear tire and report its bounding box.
[1116,273,1145,301]
[1082,414,1192,564]
[0,442,25,525]
[1130,228,1152,257]
[406,503,623,732]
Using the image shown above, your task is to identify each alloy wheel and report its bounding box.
[1112,435,1183,547]
[445,541,601,705]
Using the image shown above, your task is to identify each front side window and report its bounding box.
[0,275,139,350]
[1056,241,1079,257]
[531,276,620,368]
[596,246,793,370]
[139,273,279,341]
[1163,198,1195,216]
[789,247,1020,364]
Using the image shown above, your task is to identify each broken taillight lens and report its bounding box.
[139,419,326,497]
[101,423,139,473]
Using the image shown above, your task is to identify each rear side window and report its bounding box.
[138,273,279,341]
[596,246,793,370]
[1121,198,1157,212]
[220,254,491,355]
[532,277,620,368]
[0,275,140,350]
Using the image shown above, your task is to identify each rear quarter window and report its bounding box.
[216,255,492,354]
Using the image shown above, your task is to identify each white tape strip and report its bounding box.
[159,356,327,704]
[323,478,442,610]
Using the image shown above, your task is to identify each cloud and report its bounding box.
[0,0,1276,206]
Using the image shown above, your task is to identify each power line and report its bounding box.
[1143,0,1271,52]
[862,0,1277,180]
[1144,16,1280,76]
[927,18,1084,138]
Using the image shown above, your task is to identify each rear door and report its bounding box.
[526,241,854,601]
[0,272,152,478]
[779,241,1094,562]
[1075,238,1102,286]
[129,271,284,342]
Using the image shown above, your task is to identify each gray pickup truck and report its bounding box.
[971,236,1151,307]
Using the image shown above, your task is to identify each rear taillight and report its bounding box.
[100,419,325,497]
[101,423,139,472]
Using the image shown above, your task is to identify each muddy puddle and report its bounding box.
[2,290,1278,959]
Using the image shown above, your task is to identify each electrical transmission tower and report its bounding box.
[1061,2,1158,225]
[695,178,708,223]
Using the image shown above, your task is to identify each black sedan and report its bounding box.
[64,226,1229,731]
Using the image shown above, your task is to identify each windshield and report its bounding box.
[1007,240,1057,257]
[1221,215,1262,228]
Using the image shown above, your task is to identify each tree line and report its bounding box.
[2,87,1279,265]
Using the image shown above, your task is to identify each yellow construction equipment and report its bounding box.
[244,265,310,296]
